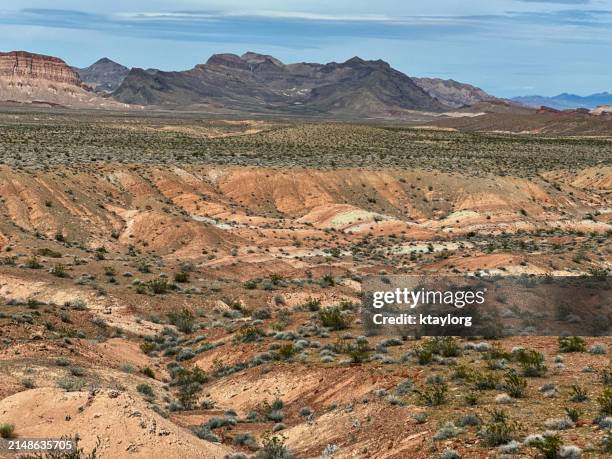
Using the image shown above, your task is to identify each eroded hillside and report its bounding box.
[0,111,610,459]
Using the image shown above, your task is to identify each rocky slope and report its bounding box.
[75,57,130,93]
[112,52,447,116]
[0,51,128,108]
[413,77,499,109]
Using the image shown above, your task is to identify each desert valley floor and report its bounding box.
[0,109,610,458]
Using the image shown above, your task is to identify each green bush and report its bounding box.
[168,308,195,333]
[233,325,265,343]
[569,385,588,402]
[415,382,448,406]
[415,346,433,365]
[597,389,612,415]
[148,278,169,294]
[558,336,586,353]
[515,349,547,377]
[478,410,516,447]
[318,307,351,330]
[531,433,562,459]
[136,383,154,398]
[503,371,527,398]
[56,376,84,392]
[255,433,293,459]
[141,367,155,378]
[0,423,15,438]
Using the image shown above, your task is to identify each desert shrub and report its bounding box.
[277,343,297,359]
[439,451,461,459]
[457,413,481,427]
[589,343,608,355]
[495,393,514,405]
[415,382,448,406]
[299,406,313,417]
[515,349,547,377]
[234,325,265,343]
[267,410,284,422]
[0,423,15,438]
[433,421,462,440]
[504,371,528,398]
[206,416,237,429]
[56,376,84,392]
[426,337,462,357]
[255,433,293,459]
[22,377,35,388]
[136,383,154,398]
[318,307,351,330]
[395,379,415,396]
[498,440,521,455]
[168,308,195,334]
[568,385,588,402]
[69,366,85,377]
[55,357,71,367]
[37,248,61,258]
[544,417,575,430]
[558,336,586,353]
[176,348,195,361]
[603,368,612,386]
[26,256,42,269]
[192,426,219,442]
[233,433,258,449]
[479,410,517,447]
[602,430,612,453]
[597,389,612,415]
[320,444,339,458]
[564,407,582,423]
[464,392,479,406]
[141,367,155,378]
[50,264,68,278]
[559,446,581,459]
[178,382,202,409]
[65,299,87,310]
[303,297,321,311]
[174,272,189,283]
[252,308,272,320]
[148,278,169,294]
[473,371,500,391]
[412,412,428,424]
[414,346,433,365]
[531,433,563,459]
[344,340,370,363]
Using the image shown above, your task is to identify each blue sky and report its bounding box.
[0,1,611,97]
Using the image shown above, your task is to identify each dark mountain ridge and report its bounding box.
[75,58,130,93]
[112,52,448,116]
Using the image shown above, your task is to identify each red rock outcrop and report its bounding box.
[0,51,81,86]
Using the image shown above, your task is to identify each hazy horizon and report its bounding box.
[1,0,611,98]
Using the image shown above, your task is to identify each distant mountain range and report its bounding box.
[512,93,612,110]
[70,52,504,116]
[6,49,608,118]
[111,53,449,116]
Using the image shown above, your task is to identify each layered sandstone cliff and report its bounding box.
[0,51,82,86]
[0,50,130,108]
